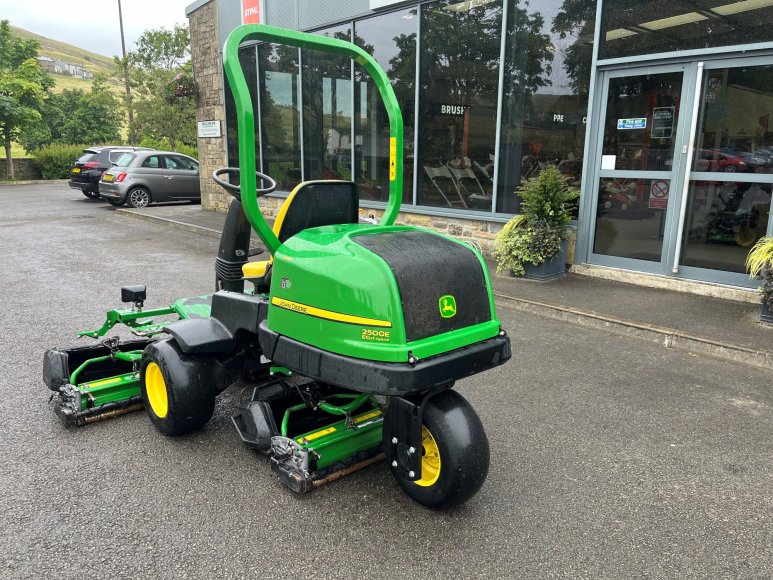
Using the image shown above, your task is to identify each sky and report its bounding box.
[0,0,194,58]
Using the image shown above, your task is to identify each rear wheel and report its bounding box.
[81,187,99,199]
[140,339,216,436]
[384,390,490,509]
[106,198,125,207]
[127,186,151,208]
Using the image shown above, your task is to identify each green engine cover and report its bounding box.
[267,224,501,363]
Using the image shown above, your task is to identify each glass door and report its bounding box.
[589,65,691,273]
[674,58,773,286]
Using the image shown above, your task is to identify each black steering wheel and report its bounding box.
[212,167,277,200]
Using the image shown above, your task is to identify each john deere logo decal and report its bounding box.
[439,295,457,318]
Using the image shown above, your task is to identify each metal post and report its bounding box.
[672,62,704,273]
[117,0,135,145]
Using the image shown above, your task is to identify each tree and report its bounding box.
[0,20,51,178]
[115,24,196,151]
[20,78,121,151]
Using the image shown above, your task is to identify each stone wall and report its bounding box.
[0,158,42,180]
[189,0,231,213]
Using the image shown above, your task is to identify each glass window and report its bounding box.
[224,46,260,185]
[258,43,302,191]
[497,0,595,213]
[142,155,162,169]
[302,25,353,181]
[680,64,773,274]
[354,9,417,204]
[601,72,683,172]
[693,65,773,175]
[593,178,669,261]
[416,0,503,211]
[601,0,773,60]
[680,180,771,272]
[113,153,136,167]
[165,155,198,171]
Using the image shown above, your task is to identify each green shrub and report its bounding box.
[32,144,88,179]
[494,166,579,276]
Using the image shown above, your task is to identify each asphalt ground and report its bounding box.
[1,183,771,579]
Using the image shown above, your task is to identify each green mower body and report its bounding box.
[43,24,512,508]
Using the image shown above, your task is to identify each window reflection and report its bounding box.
[681,180,772,272]
[258,44,301,191]
[601,0,773,60]
[354,10,416,204]
[601,73,682,172]
[417,0,503,210]
[497,0,594,214]
[303,25,353,181]
[225,47,260,186]
[594,178,668,261]
[693,66,773,175]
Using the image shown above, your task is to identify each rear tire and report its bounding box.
[127,186,151,208]
[106,198,125,207]
[384,390,490,509]
[81,187,99,199]
[140,339,216,436]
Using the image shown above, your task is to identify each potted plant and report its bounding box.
[494,165,579,280]
[746,236,773,323]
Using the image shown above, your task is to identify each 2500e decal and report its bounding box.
[361,328,391,342]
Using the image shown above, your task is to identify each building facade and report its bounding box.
[186,0,773,292]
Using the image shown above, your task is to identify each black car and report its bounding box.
[69,146,153,199]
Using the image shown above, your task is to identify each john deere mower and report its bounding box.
[43,25,511,509]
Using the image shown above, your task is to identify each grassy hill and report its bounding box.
[11,26,123,94]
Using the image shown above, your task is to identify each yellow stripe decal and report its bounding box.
[354,410,382,424]
[299,426,336,442]
[389,137,397,181]
[84,377,122,388]
[271,297,391,328]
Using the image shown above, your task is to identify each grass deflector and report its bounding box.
[43,24,511,509]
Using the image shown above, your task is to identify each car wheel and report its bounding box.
[127,187,151,208]
[81,187,99,199]
[106,198,125,207]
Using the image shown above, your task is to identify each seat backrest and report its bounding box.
[274,181,359,243]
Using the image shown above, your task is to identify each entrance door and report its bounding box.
[588,65,691,274]
[585,58,773,285]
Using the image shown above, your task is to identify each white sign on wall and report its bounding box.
[197,120,222,138]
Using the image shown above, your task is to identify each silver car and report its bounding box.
[99,150,201,208]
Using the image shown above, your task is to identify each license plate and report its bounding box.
[103,174,114,182]
[72,168,81,174]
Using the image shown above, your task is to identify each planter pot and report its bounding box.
[760,300,773,324]
[523,239,568,281]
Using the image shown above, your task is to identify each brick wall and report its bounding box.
[0,158,42,180]
[189,1,231,213]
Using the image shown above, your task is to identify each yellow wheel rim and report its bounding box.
[145,362,168,419]
[415,426,441,487]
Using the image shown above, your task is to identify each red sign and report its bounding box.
[648,179,669,209]
[242,0,261,24]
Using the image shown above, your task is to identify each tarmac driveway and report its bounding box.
[1,184,771,579]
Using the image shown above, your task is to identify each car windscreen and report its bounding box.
[77,152,98,163]
[113,153,136,167]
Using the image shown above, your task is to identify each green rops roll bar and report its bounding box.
[223,24,404,255]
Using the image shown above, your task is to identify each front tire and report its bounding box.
[140,339,216,436]
[127,186,151,208]
[384,390,490,509]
